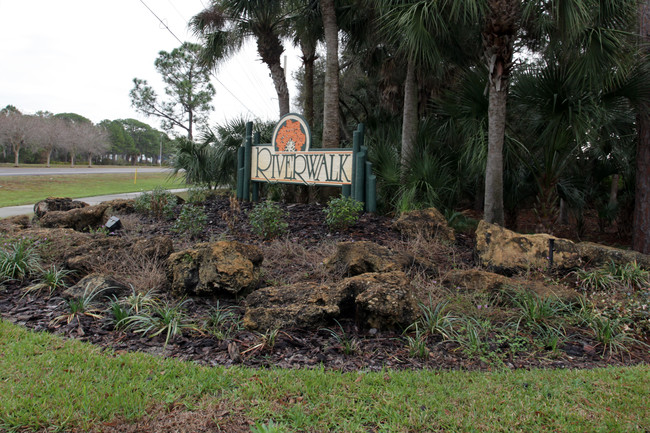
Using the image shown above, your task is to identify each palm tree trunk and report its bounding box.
[321,0,340,149]
[255,34,290,117]
[634,0,650,254]
[401,58,418,179]
[268,61,290,116]
[484,82,506,225]
[301,41,317,126]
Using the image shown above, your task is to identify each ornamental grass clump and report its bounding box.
[0,237,41,281]
[324,195,363,231]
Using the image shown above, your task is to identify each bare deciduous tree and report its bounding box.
[0,108,37,167]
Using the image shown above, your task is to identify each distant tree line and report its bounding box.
[0,105,174,167]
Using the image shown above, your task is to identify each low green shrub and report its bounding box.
[186,185,210,204]
[134,187,178,219]
[323,195,363,231]
[172,204,208,238]
[249,201,288,240]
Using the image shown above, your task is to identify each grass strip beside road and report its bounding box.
[0,319,647,432]
[0,173,182,207]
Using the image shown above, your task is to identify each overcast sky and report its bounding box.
[0,0,301,133]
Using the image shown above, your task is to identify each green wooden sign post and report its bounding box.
[236,113,376,212]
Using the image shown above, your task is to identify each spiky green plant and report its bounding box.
[0,237,41,281]
[52,283,108,325]
[589,315,643,356]
[123,298,197,348]
[108,296,132,331]
[404,324,430,360]
[24,265,73,297]
[608,260,650,291]
[204,301,241,340]
[510,291,567,330]
[416,297,455,340]
[321,319,359,355]
[574,267,616,292]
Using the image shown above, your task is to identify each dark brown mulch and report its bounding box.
[0,195,648,374]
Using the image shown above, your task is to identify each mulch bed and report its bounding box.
[1,195,648,372]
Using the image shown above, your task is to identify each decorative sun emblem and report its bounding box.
[275,119,306,152]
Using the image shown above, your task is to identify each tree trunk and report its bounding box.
[13,143,20,167]
[401,58,418,179]
[321,0,340,149]
[634,0,650,253]
[46,150,52,168]
[484,82,506,226]
[268,61,290,116]
[88,154,93,167]
[609,174,619,207]
[188,108,193,140]
[256,33,290,117]
[70,153,76,167]
[301,41,317,126]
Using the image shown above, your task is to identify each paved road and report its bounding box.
[0,189,187,219]
[0,167,173,176]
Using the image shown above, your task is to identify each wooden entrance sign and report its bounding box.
[236,113,376,212]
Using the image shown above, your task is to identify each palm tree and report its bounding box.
[288,0,323,127]
[376,0,483,177]
[190,0,291,117]
[321,0,340,148]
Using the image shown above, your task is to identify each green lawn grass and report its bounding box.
[0,173,183,207]
[0,319,647,432]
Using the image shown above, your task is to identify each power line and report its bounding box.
[138,0,183,45]
[136,0,260,118]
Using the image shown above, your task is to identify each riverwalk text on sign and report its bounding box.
[250,114,353,186]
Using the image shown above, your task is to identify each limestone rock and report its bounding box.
[392,208,455,243]
[325,241,412,276]
[167,241,263,297]
[63,273,129,300]
[343,271,418,329]
[576,242,650,268]
[34,197,88,218]
[443,269,514,292]
[40,204,109,231]
[243,271,416,331]
[243,282,350,331]
[476,220,580,271]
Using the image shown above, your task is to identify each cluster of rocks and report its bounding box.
[4,196,650,333]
